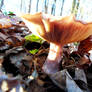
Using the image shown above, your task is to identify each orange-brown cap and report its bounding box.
[20,12,92,45]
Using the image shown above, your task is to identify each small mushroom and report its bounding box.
[20,12,92,74]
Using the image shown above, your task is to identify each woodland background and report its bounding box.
[0,0,92,22]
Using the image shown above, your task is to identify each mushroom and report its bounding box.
[20,12,92,74]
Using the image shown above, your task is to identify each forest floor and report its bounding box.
[0,12,92,92]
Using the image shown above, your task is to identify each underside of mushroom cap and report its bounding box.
[20,13,92,45]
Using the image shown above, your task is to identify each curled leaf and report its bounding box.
[25,34,44,44]
[78,35,92,56]
[0,18,12,28]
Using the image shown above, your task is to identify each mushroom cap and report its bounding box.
[20,12,92,45]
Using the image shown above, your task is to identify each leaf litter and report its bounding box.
[0,12,92,92]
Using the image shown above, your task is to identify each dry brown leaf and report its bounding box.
[78,35,92,56]
[0,18,12,28]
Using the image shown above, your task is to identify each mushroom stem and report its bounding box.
[42,43,63,74]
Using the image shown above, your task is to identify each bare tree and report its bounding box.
[71,0,80,16]
[60,0,64,15]
[44,0,48,13]
[0,0,4,10]
[28,0,31,13]
[36,0,39,12]
[51,0,56,15]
